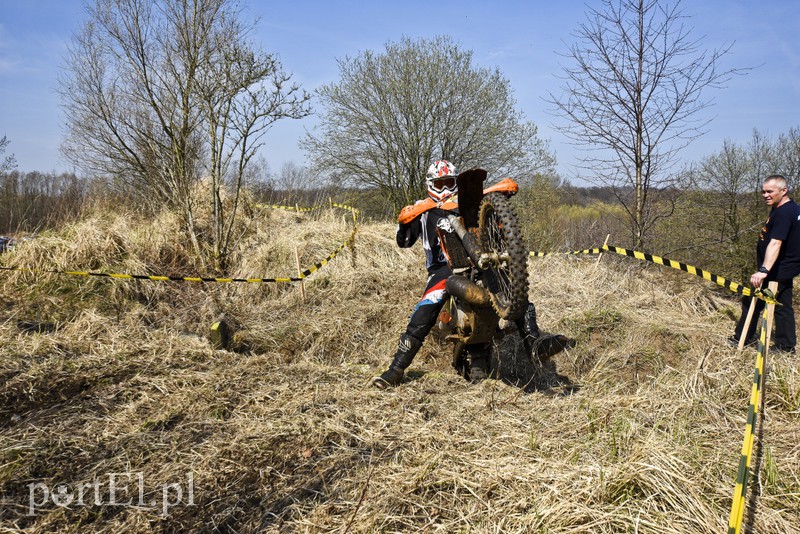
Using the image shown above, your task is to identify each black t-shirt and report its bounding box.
[757,198,800,280]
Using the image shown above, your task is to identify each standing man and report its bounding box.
[732,174,800,353]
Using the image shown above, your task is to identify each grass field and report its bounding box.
[0,204,798,533]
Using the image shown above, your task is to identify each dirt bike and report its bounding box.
[400,168,568,380]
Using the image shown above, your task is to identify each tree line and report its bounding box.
[4,122,799,286]
[1,0,792,282]
[0,171,90,234]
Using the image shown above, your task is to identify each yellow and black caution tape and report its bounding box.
[530,248,602,257]
[257,201,360,221]
[331,202,360,221]
[530,241,776,529]
[0,228,354,283]
[599,245,753,297]
[727,308,769,534]
[256,203,317,213]
[530,244,777,304]
[0,203,358,284]
[0,265,299,283]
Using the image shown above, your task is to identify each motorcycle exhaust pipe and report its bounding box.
[447,215,485,268]
[446,275,491,307]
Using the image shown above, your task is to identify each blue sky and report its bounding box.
[1,0,799,182]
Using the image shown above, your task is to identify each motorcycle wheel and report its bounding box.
[478,192,529,320]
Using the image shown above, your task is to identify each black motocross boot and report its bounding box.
[516,302,573,360]
[372,334,423,389]
[466,343,491,383]
[469,355,489,383]
[521,302,541,340]
[515,302,541,356]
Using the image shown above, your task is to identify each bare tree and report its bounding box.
[60,0,310,269]
[275,161,325,192]
[549,0,742,247]
[302,36,555,210]
[686,128,800,278]
[0,136,16,173]
[692,139,759,274]
[772,127,800,183]
[0,170,89,233]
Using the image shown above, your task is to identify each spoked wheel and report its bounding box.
[478,192,529,320]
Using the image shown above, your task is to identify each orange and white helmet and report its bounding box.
[425,159,458,201]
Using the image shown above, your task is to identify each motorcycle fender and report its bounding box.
[483,177,518,197]
[396,176,517,224]
[397,198,458,224]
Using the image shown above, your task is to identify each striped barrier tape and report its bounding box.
[331,202,360,220]
[0,203,358,284]
[599,245,754,297]
[727,308,769,534]
[257,202,360,220]
[531,244,777,303]
[533,242,776,528]
[256,203,317,212]
[0,226,355,283]
[530,248,602,257]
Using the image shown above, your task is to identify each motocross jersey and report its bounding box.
[396,203,457,274]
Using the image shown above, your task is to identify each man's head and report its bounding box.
[426,160,458,202]
[762,174,790,207]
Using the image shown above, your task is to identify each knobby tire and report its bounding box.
[478,192,529,321]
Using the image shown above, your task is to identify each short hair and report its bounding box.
[765,174,789,190]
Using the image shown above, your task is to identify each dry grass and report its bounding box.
[0,201,798,533]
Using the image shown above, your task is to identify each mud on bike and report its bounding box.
[399,168,570,381]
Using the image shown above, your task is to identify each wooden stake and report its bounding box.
[593,234,611,271]
[738,296,758,352]
[739,280,779,352]
[765,280,778,352]
[295,245,306,302]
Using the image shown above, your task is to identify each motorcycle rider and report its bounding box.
[372,159,546,389]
